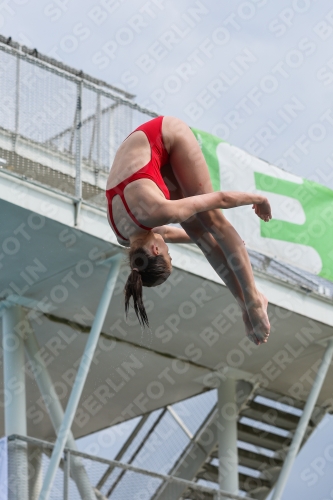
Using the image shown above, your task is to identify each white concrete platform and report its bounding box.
[1,168,333,443]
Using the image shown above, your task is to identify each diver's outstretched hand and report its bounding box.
[252,198,272,222]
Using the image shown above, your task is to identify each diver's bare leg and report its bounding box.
[163,117,270,342]
[181,219,261,344]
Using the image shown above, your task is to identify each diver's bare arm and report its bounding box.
[154,192,271,225]
[153,226,192,243]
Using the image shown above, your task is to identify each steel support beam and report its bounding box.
[167,405,193,439]
[153,406,219,500]
[75,79,83,200]
[96,414,150,491]
[63,450,70,500]
[95,91,101,184]
[13,52,20,152]
[154,380,253,500]
[39,254,122,500]
[107,409,167,497]
[28,445,43,500]
[2,305,28,500]
[24,319,96,500]
[271,338,333,500]
[218,378,239,499]
[74,79,83,226]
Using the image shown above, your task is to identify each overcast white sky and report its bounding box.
[2,0,333,189]
[2,0,333,498]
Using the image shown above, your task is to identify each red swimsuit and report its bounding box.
[106,116,170,242]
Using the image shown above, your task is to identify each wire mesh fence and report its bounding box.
[0,39,156,209]
[5,434,251,500]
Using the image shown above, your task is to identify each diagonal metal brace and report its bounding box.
[38,253,122,500]
[271,338,333,500]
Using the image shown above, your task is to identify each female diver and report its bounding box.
[106,116,272,345]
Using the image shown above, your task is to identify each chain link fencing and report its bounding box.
[0,37,156,210]
[5,434,251,500]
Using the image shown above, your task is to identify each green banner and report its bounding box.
[191,128,223,192]
[191,127,333,282]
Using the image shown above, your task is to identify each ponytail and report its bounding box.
[124,247,171,327]
[124,268,149,327]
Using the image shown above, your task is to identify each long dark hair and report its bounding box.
[124,247,171,327]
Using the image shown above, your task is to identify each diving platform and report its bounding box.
[1,35,333,500]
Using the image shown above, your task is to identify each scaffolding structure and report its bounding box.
[1,36,333,500]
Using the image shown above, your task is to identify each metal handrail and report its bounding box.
[7,434,255,500]
[0,40,157,117]
[0,35,134,99]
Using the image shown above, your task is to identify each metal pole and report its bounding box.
[74,80,83,225]
[39,254,122,500]
[107,409,167,498]
[167,405,193,439]
[109,105,115,169]
[271,338,333,500]
[96,414,149,490]
[12,433,252,500]
[28,445,42,500]
[63,450,70,500]
[95,92,101,184]
[3,305,28,500]
[13,52,20,152]
[217,378,239,500]
[24,321,96,500]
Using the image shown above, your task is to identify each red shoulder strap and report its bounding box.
[120,193,152,231]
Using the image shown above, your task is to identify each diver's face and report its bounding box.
[156,234,172,269]
[163,244,172,270]
[150,233,172,270]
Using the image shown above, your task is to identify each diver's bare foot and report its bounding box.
[247,293,270,345]
[242,310,259,345]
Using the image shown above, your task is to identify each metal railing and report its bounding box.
[5,434,255,500]
[0,36,157,211]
